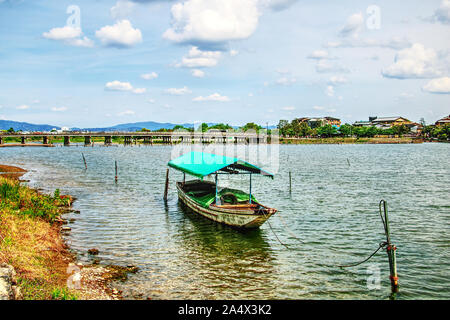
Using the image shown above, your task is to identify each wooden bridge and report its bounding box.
[0,131,270,146]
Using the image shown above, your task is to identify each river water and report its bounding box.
[1,143,449,299]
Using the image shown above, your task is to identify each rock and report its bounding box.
[0,264,20,300]
[61,226,71,231]
[88,248,99,255]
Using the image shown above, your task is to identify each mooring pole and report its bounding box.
[163,168,169,201]
[249,173,252,204]
[115,160,118,183]
[289,171,292,193]
[82,153,87,170]
[381,200,399,293]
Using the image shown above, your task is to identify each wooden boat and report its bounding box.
[167,151,277,229]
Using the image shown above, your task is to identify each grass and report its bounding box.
[0,175,78,300]
[279,136,416,144]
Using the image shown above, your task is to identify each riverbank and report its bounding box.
[279,136,423,144]
[0,165,136,300]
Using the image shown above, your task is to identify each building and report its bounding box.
[353,116,419,130]
[435,115,450,126]
[294,116,341,128]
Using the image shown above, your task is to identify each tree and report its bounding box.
[316,124,337,137]
[241,122,262,132]
[199,123,209,132]
[338,124,352,137]
[277,120,290,136]
[391,124,409,137]
[139,128,151,132]
[7,127,14,133]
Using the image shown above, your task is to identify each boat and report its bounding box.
[167,151,277,229]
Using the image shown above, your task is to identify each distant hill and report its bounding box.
[0,120,59,132]
[78,121,216,132]
[1,119,276,132]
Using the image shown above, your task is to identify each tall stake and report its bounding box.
[380,200,399,293]
[115,160,118,183]
[289,171,292,193]
[163,168,169,200]
[82,153,87,169]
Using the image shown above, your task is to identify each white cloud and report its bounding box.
[432,0,450,24]
[132,88,146,94]
[51,107,68,112]
[423,77,450,93]
[313,106,324,110]
[176,46,222,68]
[328,76,348,85]
[230,49,239,57]
[276,77,297,86]
[105,80,145,94]
[339,12,364,38]
[307,50,330,60]
[111,0,136,20]
[147,99,156,104]
[165,86,192,95]
[193,93,230,102]
[325,85,335,97]
[43,26,94,47]
[117,110,135,116]
[43,26,81,40]
[316,60,350,73]
[325,37,411,50]
[141,72,158,80]
[105,80,134,91]
[68,37,95,48]
[163,0,260,45]
[191,69,205,78]
[382,43,442,79]
[16,105,30,110]
[281,106,295,111]
[95,20,142,48]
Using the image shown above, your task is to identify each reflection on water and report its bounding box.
[0,143,449,299]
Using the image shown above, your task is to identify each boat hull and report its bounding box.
[176,182,276,229]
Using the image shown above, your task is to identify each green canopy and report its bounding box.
[168,151,274,179]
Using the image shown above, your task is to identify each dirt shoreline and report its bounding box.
[0,164,136,300]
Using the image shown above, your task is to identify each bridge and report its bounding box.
[0,131,270,146]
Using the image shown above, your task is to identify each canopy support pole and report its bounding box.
[249,173,252,204]
[215,173,219,205]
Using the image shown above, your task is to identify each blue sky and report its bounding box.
[0,0,449,128]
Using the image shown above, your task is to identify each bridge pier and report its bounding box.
[21,136,26,145]
[104,136,112,146]
[0,137,2,145]
[124,136,132,145]
[84,136,91,146]
[43,136,49,145]
[143,136,152,145]
[63,136,70,146]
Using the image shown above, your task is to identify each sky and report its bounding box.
[0,0,449,128]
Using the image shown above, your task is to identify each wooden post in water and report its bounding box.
[115,160,118,183]
[380,200,399,293]
[82,153,87,169]
[163,168,169,200]
[289,171,292,193]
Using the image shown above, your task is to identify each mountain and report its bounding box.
[0,120,60,132]
[0,119,276,132]
[78,121,216,132]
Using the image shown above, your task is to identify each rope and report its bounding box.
[338,241,387,268]
[259,208,290,249]
[277,211,303,244]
